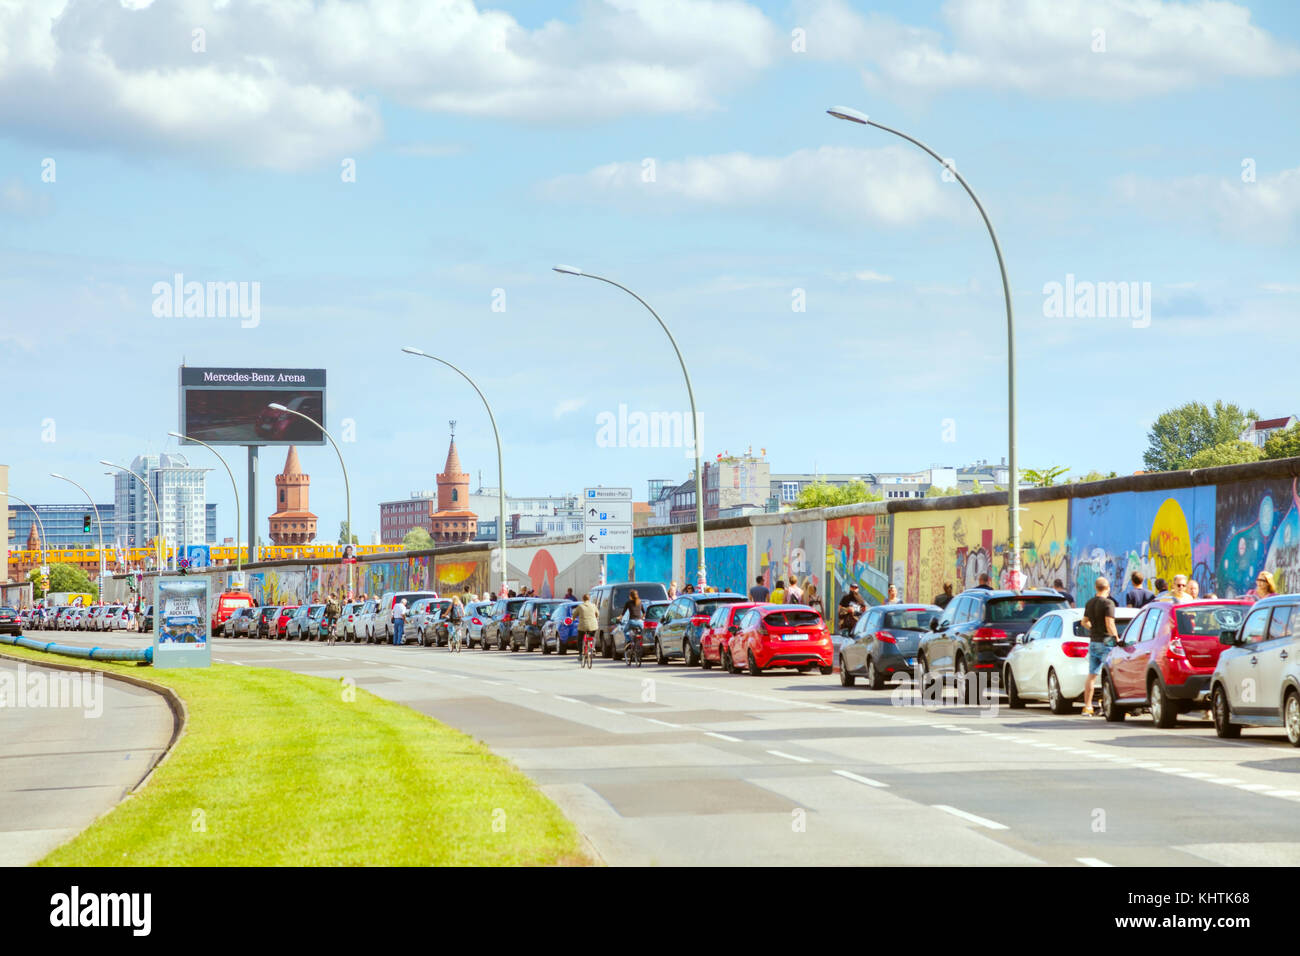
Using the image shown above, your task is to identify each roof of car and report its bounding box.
[959,588,1066,600]
[681,592,747,601]
[875,602,941,611]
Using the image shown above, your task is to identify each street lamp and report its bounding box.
[50,473,106,591]
[6,491,49,590]
[168,433,243,572]
[553,266,708,589]
[99,460,165,574]
[266,403,353,596]
[401,347,507,596]
[825,106,1024,588]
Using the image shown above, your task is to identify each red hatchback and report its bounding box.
[699,602,758,670]
[275,605,300,640]
[726,604,833,676]
[1101,599,1250,727]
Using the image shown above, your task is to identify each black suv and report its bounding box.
[654,592,749,666]
[917,588,1069,697]
[482,597,530,651]
[510,598,566,652]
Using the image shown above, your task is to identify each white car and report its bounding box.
[354,599,381,643]
[1004,606,1139,713]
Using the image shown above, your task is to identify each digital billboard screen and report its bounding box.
[178,367,327,446]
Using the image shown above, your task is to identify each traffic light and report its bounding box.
[83,514,91,533]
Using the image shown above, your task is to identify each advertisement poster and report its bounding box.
[153,576,211,669]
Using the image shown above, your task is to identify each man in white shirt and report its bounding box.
[392,598,408,645]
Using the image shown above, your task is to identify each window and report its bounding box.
[781,482,799,502]
[1269,605,1295,640]
[1239,607,1271,645]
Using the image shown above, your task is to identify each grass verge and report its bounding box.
[1,644,594,866]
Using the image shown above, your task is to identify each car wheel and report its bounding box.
[840,656,856,687]
[543,638,552,655]
[747,651,762,677]
[1149,676,1176,728]
[655,638,667,666]
[701,646,713,670]
[1101,675,1125,722]
[683,640,695,667]
[721,648,733,673]
[1212,685,1241,739]
[954,655,973,704]
[1005,667,1026,709]
[603,634,615,659]
[1048,670,1074,715]
[867,657,885,691]
[1286,690,1300,748]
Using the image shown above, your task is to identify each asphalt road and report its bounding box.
[20,630,1300,866]
[0,655,174,866]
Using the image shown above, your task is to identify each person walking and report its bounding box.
[748,575,770,603]
[785,576,804,605]
[564,587,576,601]
[1122,572,1153,608]
[1186,579,1200,600]
[975,573,994,590]
[933,582,954,608]
[1153,578,1170,600]
[887,584,900,604]
[805,582,824,619]
[1081,576,1119,717]
[667,581,679,600]
[771,577,786,604]
[391,598,407,646]
[1053,578,1075,606]
[1169,574,1193,604]
[838,583,867,634]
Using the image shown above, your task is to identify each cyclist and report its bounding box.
[324,592,341,645]
[620,589,645,664]
[576,592,599,664]
[447,595,465,649]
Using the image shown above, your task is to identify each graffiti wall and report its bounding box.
[1216,477,1300,596]
[506,540,601,598]
[678,527,751,595]
[1069,488,1216,599]
[606,533,672,586]
[826,512,890,608]
[890,501,1069,603]
[434,555,490,597]
[754,517,825,601]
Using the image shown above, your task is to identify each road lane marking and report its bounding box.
[554,695,580,704]
[1077,857,1113,867]
[1178,771,1215,778]
[833,770,888,788]
[767,750,812,763]
[517,687,539,694]
[705,732,741,742]
[1235,783,1275,792]
[931,805,1008,831]
[1206,777,1242,785]
[595,707,625,715]
[645,718,681,728]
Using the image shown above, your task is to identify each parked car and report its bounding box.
[0,606,19,636]
[223,606,256,638]
[305,604,330,641]
[110,606,135,631]
[726,604,834,675]
[1003,606,1139,712]
[610,600,673,661]
[697,602,757,669]
[918,589,1070,698]
[461,601,494,648]
[254,606,280,639]
[408,598,452,646]
[338,602,364,642]
[510,599,565,652]
[481,597,531,650]
[274,605,300,640]
[1211,594,1300,745]
[589,582,671,658]
[540,601,581,654]
[375,590,439,642]
[141,604,155,633]
[85,606,109,631]
[1101,599,1249,726]
[211,589,255,636]
[654,592,749,665]
[355,599,381,643]
[840,603,941,689]
[287,604,324,640]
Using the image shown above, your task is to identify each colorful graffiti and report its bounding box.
[507,541,601,598]
[606,534,672,586]
[756,519,824,603]
[677,527,750,594]
[434,557,489,597]
[826,514,889,607]
[1217,478,1300,596]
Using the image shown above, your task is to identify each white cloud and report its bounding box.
[552,397,587,418]
[0,179,53,217]
[1261,283,1300,293]
[540,145,959,226]
[796,0,1300,98]
[1116,166,1300,240]
[0,0,780,170]
[853,270,892,282]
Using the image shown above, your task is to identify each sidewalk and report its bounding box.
[0,656,174,866]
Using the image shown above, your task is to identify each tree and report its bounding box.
[1143,401,1257,472]
[33,562,98,600]
[1021,466,1070,488]
[1071,470,1118,483]
[338,521,359,545]
[402,527,434,551]
[1262,425,1300,461]
[1187,440,1263,469]
[793,480,881,510]
[925,485,961,498]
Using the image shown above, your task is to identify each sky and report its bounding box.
[2,0,1298,544]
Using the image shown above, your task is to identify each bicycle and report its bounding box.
[624,623,643,667]
[580,632,596,669]
[447,620,463,653]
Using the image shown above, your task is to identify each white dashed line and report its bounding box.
[1178,771,1215,779]
[833,770,889,788]
[705,732,741,742]
[1235,783,1275,792]
[645,718,681,728]
[767,750,813,764]
[595,707,625,715]
[517,687,539,694]
[1154,767,1190,774]
[932,805,1008,831]
[1206,777,1243,785]
[1077,857,1113,867]
[553,695,580,704]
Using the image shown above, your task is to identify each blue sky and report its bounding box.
[2,0,1298,544]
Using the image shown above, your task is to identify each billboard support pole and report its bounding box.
[247,445,258,569]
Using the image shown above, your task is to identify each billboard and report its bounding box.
[153,575,211,669]
[178,366,326,446]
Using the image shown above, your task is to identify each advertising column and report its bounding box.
[153,575,211,668]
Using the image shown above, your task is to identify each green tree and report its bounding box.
[1143,401,1257,472]
[1262,425,1300,461]
[925,485,962,498]
[32,563,98,600]
[793,480,881,510]
[402,527,434,551]
[1071,470,1118,483]
[969,479,984,494]
[338,521,360,545]
[1187,440,1263,469]
[1021,466,1070,488]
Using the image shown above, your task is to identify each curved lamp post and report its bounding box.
[266,403,352,596]
[552,266,707,590]
[401,347,507,596]
[50,472,106,590]
[6,491,49,588]
[168,433,242,572]
[826,106,1023,589]
[100,460,165,573]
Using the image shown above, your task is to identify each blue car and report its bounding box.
[541,601,581,655]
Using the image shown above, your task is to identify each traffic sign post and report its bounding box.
[583,487,632,555]
[584,525,633,553]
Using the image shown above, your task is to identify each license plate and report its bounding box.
[782,634,809,641]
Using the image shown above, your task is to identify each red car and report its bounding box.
[725,604,834,676]
[1100,599,1250,727]
[699,602,758,669]
[275,605,300,640]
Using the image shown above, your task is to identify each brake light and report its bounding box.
[972,627,1008,642]
[1061,641,1089,658]
[563,617,572,626]
[1168,636,1187,657]
[473,617,483,626]
[691,615,710,624]
[875,630,896,644]
[644,621,657,630]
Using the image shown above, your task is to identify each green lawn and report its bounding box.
[1,645,594,866]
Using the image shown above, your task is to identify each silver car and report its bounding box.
[1211,595,1300,746]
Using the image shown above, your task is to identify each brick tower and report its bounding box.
[268,445,318,545]
[430,421,477,543]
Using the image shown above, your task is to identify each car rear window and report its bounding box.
[1176,604,1247,636]
[884,609,938,630]
[986,598,1067,623]
[763,609,824,628]
[692,597,744,615]
[645,604,669,622]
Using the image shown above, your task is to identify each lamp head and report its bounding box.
[50,472,66,481]
[167,431,184,440]
[401,347,427,357]
[267,402,288,412]
[827,106,869,125]
[97,459,114,467]
[552,265,584,276]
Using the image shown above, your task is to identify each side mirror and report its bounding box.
[1219,629,1239,646]
[728,625,739,635]
[1016,633,1027,644]
[929,618,940,632]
